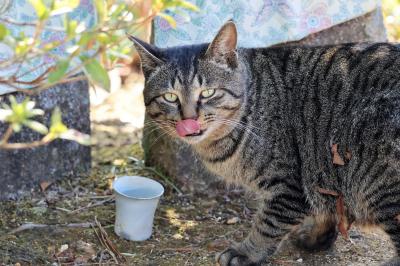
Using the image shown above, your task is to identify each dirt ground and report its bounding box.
[0,75,397,265]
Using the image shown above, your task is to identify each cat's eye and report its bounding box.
[201,89,215,98]
[163,93,178,103]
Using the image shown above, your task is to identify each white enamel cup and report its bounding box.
[113,175,164,241]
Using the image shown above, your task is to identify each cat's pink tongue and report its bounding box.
[176,119,200,137]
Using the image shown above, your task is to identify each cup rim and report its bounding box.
[113,175,165,200]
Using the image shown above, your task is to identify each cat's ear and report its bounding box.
[128,34,164,76]
[204,20,238,68]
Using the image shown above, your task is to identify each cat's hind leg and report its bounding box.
[362,162,400,265]
[378,217,400,266]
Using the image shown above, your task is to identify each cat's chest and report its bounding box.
[203,155,247,185]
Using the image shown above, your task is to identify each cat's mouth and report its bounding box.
[184,129,205,137]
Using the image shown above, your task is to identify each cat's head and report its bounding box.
[129,21,248,145]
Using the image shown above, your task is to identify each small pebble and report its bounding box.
[226,217,240,225]
[172,233,183,240]
[59,244,68,253]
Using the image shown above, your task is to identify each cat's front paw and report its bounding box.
[216,247,259,266]
[382,257,400,266]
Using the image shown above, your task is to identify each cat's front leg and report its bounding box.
[217,190,308,266]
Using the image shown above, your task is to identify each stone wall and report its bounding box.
[0,79,91,200]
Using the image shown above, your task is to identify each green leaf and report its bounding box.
[15,38,35,55]
[94,0,107,24]
[51,0,80,16]
[50,107,62,127]
[96,32,110,44]
[23,120,48,135]
[0,24,9,41]
[8,95,17,107]
[12,123,22,133]
[158,13,177,28]
[28,0,49,20]
[60,129,91,145]
[78,32,92,47]
[175,1,200,12]
[0,109,12,121]
[66,19,78,37]
[49,107,68,136]
[48,60,69,83]
[43,41,61,51]
[80,56,110,91]
[110,3,126,19]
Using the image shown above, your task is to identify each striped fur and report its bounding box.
[130,22,400,265]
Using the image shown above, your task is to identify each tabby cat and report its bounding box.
[129,21,400,266]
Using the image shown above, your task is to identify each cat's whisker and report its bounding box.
[210,119,262,141]
[148,127,175,150]
[218,117,262,131]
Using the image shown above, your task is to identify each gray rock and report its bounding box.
[0,79,91,200]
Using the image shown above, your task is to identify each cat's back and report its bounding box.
[244,42,400,111]
[242,42,400,168]
[247,42,400,79]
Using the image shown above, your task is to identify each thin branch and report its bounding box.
[8,222,94,235]
[0,126,13,144]
[93,217,127,263]
[61,197,115,214]
[0,134,53,150]
[0,17,64,31]
[30,75,87,92]
[8,65,54,85]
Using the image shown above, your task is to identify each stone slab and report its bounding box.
[0,79,91,200]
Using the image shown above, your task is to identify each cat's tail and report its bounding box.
[289,215,338,252]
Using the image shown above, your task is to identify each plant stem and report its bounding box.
[0,126,13,144]
[0,134,53,150]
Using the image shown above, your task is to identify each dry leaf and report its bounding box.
[75,240,96,263]
[345,150,352,161]
[40,181,52,192]
[173,233,183,240]
[55,244,75,263]
[332,144,345,166]
[316,187,340,197]
[317,187,351,239]
[207,239,230,252]
[58,244,69,254]
[336,195,350,239]
[76,240,96,257]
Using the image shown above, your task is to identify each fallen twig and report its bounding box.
[54,206,73,212]
[93,216,126,264]
[69,197,115,214]
[159,247,194,252]
[8,222,94,235]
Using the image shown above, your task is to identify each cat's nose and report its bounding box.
[181,106,198,120]
[182,115,199,120]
